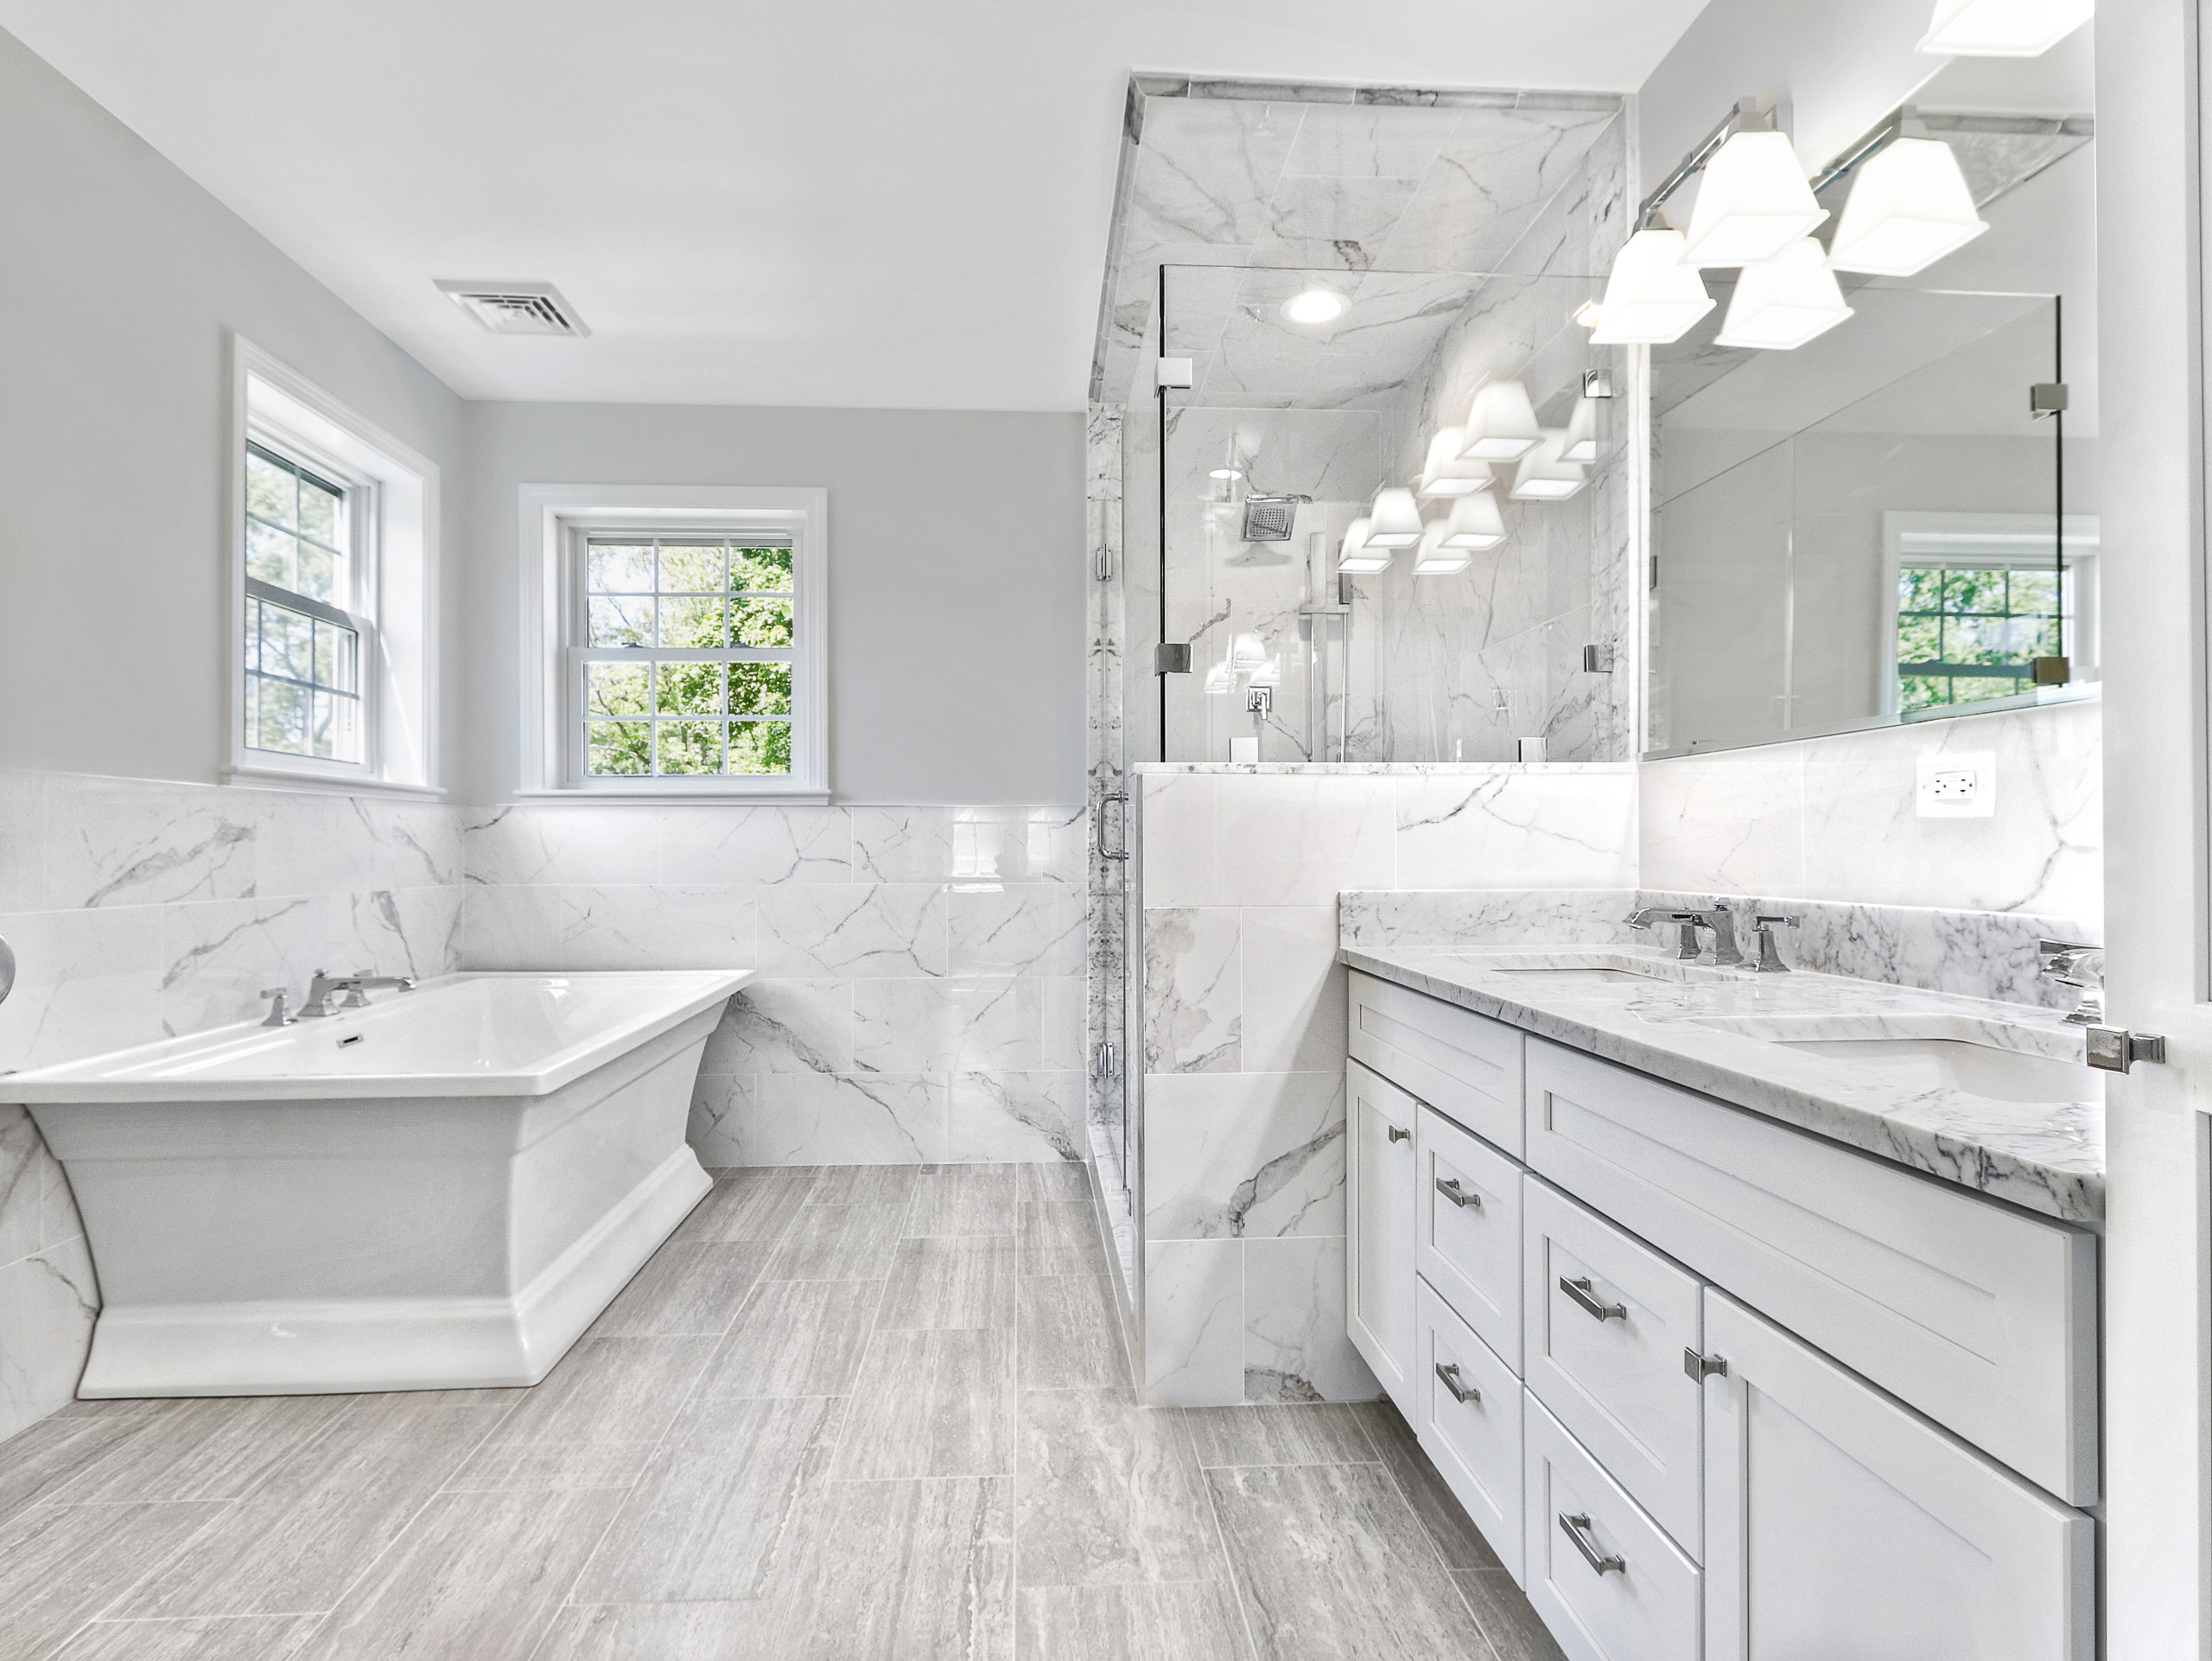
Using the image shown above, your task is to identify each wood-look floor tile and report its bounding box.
[530,1601,790,1661]
[289,1487,622,1661]
[439,1441,654,1493]
[763,1203,906,1281]
[111,1396,510,1620]
[1020,1201,1107,1276]
[47,1395,352,1504]
[1179,1404,1377,1470]
[1020,1161,1091,1203]
[906,1166,1020,1238]
[0,1412,156,1526]
[673,1172,813,1245]
[572,1394,840,1603]
[487,1337,717,1448]
[878,1238,1019,1331]
[691,1279,881,1398]
[1453,1569,1566,1661]
[49,1614,324,1660]
[780,1476,1014,1661]
[804,1165,918,1208]
[831,1328,1014,1480]
[1019,1276,1128,1390]
[590,1242,774,1337]
[1014,1583,1253,1661]
[0,1499,224,1660]
[1351,1402,1501,1572]
[1206,1464,1491,1660]
[1015,1389,1216,1588]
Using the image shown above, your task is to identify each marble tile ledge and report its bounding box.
[1134,762,1634,775]
[1341,941,2103,1228]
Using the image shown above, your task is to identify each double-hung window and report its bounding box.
[244,442,370,765]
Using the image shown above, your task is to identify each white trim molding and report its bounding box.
[517,483,830,799]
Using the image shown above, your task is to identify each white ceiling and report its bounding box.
[0,0,1709,411]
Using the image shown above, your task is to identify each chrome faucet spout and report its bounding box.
[299,969,418,1018]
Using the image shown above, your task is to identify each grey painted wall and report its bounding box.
[0,26,468,787]
[460,402,1086,806]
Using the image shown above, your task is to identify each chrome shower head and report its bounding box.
[1240,494,1308,542]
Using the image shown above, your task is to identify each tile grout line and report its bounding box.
[1351,1403,1510,1661]
[1182,1406,1267,1661]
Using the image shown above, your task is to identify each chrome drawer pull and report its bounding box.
[1388,1124,1411,1144]
[1560,1276,1627,1322]
[1684,1347,1729,1381]
[1559,1511,1625,1575]
[1434,1361,1480,1405]
[1434,1176,1481,1210]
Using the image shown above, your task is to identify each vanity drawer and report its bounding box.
[1524,1037,2099,1505]
[1348,971,1524,1154]
[1523,1177,1703,1556]
[1524,1393,1701,1661]
[1414,1277,1525,1585]
[1416,1104,1523,1370]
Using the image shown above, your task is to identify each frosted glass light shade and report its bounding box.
[1416,429,1494,498]
[1589,229,1716,344]
[1440,493,1506,550]
[1713,238,1855,349]
[1412,523,1471,575]
[1827,139,1989,274]
[1336,516,1391,575]
[1509,430,1587,501]
[1918,0,2093,54]
[1560,398,1599,465]
[1459,381,1542,461]
[1681,130,1827,268]
[1365,487,1425,548]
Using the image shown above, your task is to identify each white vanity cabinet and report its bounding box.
[1343,969,2098,1660]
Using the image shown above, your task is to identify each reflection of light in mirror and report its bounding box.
[1413,523,1471,575]
[1590,229,1718,344]
[1365,487,1425,548]
[1417,429,1494,498]
[1281,287,1348,323]
[1336,517,1392,575]
[1918,0,2094,55]
[1681,130,1828,267]
[1510,431,1588,500]
[1459,381,1542,461]
[1713,238,1855,348]
[1827,138,1990,275]
[1560,398,1600,464]
[1441,493,1507,550]
[1209,468,1243,480]
[1573,300,1604,328]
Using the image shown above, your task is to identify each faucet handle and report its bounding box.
[259,988,296,1028]
[1748,916,1798,975]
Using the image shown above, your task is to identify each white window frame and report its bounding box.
[518,485,830,799]
[226,336,442,797]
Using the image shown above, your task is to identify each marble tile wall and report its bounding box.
[461,805,1088,1169]
[0,768,467,1441]
[1086,405,1128,1193]
[1134,763,1637,1406]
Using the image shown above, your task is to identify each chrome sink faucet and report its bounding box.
[299,968,417,1019]
[1625,906,1699,959]
[2038,940,2106,1026]
[1749,914,1799,974]
[1679,901,1745,968]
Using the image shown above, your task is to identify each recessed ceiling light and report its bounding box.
[1210,468,1243,480]
[1283,288,1349,324]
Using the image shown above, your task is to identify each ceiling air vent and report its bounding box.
[434,279,590,337]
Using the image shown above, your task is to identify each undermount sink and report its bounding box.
[1775,1036,2098,1104]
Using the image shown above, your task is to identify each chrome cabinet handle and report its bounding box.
[1096,793,1130,862]
[1560,1276,1626,1322]
[1434,1176,1481,1210]
[1559,1511,1625,1575]
[1387,1124,1411,1144]
[1434,1361,1480,1404]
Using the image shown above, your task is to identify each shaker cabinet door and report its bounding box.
[1702,1290,2094,1661]
[1346,1059,1418,1406]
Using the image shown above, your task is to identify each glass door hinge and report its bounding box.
[1092,1042,1120,1079]
[2030,383,2069,417]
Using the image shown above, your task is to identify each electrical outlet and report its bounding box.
[1916,752,1996,818]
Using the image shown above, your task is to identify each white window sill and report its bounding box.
[223,764,447,801]
[516,786,833,805]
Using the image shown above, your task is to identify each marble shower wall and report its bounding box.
[461,804,1088,1168]
[1134,763,1637,1405]
[0,768,467,1441]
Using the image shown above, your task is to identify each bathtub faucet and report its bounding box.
[300,968,418,1018]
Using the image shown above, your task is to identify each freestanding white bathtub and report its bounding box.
[0,970,747,1398]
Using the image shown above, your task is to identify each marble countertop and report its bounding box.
[1341,943,2104,1227]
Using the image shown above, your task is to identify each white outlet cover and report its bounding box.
[1916,751,1996,818]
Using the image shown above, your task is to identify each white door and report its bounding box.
[1701,1290,2094,1660]
[2098,5,2212,1652]
[1346,1059,1417,1405]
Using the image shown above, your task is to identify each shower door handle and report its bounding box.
[1097,793,1130,862]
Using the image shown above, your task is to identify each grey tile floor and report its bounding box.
[0,1163,1565,1660]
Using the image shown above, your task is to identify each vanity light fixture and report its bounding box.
[1826,137,1989,274]
[1335,516,1393,575]
[1680,130,1828,268]
[1458,381,1543,461]
[1416,429,1494,499]
[1918,0,2093,54]
[1560,397,1600,465]
[1440,493,1507,550]
[1589,228,1717,344]
[1713,237,1855,349]
[1282,287,1349,324]
[1508,430,1588,501]
[1412,522,1471,576]
[1365,487,1426,549]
